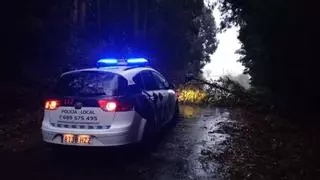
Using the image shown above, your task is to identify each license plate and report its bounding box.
[63,134,91,144]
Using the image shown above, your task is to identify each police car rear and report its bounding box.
[42,58,149,147]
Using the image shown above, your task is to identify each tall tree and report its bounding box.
[219,0,320,115]
[6,0,218,86]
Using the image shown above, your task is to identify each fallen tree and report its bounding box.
[180,74,273,112]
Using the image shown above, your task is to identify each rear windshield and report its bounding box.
[55,71,127,97]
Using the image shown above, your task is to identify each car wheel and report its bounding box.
[138,112,159,152]
[143,113,158,142]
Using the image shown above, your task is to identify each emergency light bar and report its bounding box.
[97,58,149,67]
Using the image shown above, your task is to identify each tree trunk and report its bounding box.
[72,0,78,24]
[142,10,148,40]
[108,0,113,10]
[127,0,131,12]
[133,0,139,40]
[80,0,86,28]
[97,0,101,37]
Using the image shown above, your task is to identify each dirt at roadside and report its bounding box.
[219,109,320,180]
[0,82,44,152]
[0,109,42,152]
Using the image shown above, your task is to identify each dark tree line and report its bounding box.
[4,0,217,86]
[219,0,320,116]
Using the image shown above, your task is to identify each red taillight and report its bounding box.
[98,100,133,112]
[45,100,60,110]
[98,100,117,112]
[106,102,117,111]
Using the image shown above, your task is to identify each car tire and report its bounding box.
[138,112,159,153]
[143,113,158,142]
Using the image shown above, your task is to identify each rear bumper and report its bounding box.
[41,116,146,147]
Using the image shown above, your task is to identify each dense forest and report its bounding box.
[4,0,217,86]
[219,0,320,116]
[4,0,318,117]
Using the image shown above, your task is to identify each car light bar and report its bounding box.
[98,59,118,64]
[97,58,149,67]
[127,58,148,64]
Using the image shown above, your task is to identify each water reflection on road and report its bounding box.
[180,105,202,119]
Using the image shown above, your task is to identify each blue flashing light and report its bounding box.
[98,59,118,64]
[97,58,149,67]
[127,58,148,64]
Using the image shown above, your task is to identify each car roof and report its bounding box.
[61,66,161,85]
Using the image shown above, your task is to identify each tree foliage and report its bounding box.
[219,0,320,115]
[5,0,218,85]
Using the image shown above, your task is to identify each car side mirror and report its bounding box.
[185,73,195,83]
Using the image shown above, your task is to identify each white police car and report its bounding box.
[42,58,179,147]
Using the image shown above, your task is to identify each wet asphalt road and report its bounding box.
[1,105,233,180]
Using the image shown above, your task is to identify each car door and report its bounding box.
[150,71,168,126]
[132,72,154,122]
[134,70,162,130]
[151,71,174,125]
[159,74,176,122]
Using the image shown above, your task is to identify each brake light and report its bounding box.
[98,100,133,112]
[98,100,117,112]
[45,100,60,110]
[106,102,117,111]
